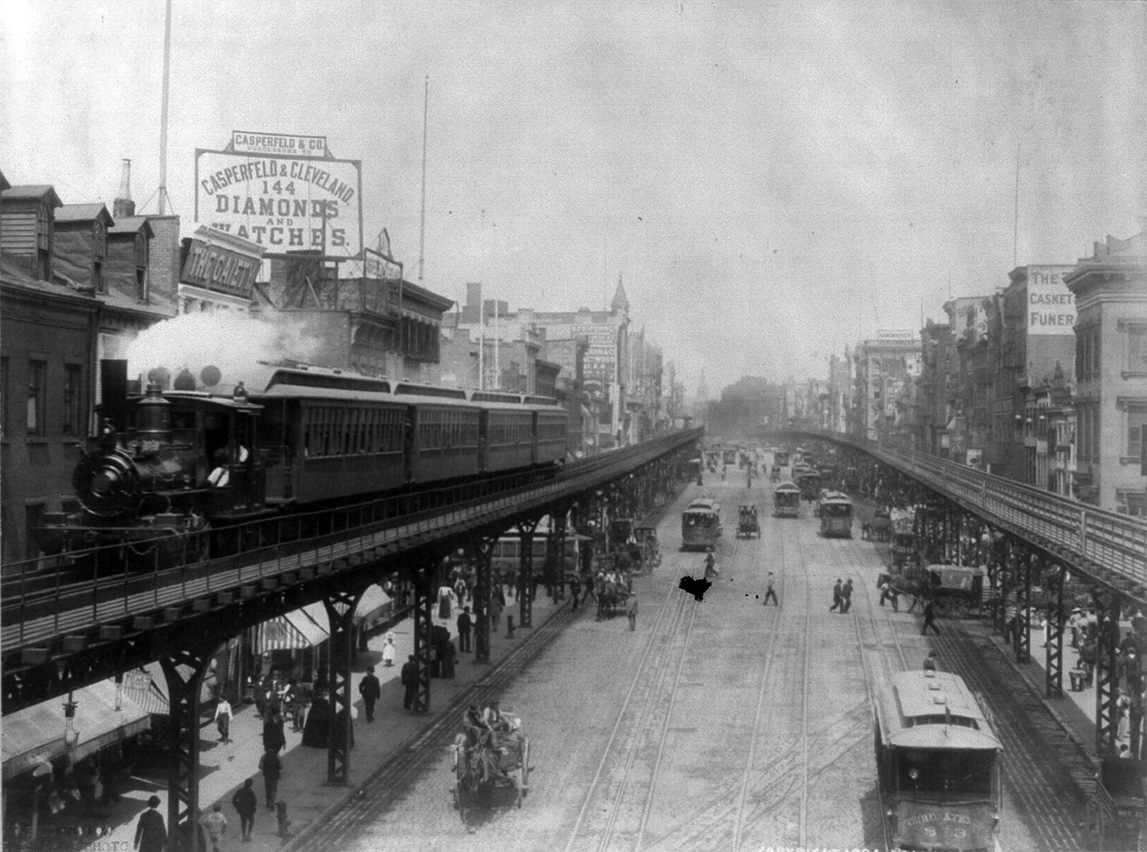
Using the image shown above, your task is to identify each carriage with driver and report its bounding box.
[451,706,531,822]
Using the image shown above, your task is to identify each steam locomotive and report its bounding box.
[39,361,569,553]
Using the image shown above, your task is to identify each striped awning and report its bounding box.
[255,603,330,653]
[355,584,392,628]
[121,662,169,715]
[3,680,151,781]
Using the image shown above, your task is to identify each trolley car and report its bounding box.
[875,670,1002,852]
[818,492,853,537]
[773,482,801,518]
[681,499,722,551]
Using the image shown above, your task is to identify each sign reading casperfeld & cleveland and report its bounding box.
[195,131,363,260]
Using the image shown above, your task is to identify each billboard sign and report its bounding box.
[1027,266,1076,335]
[179,226,264,299]
[231,130,327,158]
[363,247,403,282]
[195,134,363,260]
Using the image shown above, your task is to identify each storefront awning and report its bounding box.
[121,662,169,715]
[3,680,151,781]
[355,585,392,628]
[255,603,330,653]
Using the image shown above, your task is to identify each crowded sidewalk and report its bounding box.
[93,587,567,851]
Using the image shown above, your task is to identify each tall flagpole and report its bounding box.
[418,76,429,283]
[1013,146,1020,268]
[158,0,173,215]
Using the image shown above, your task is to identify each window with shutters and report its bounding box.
[27,359,46,436]
[63,363,82,436]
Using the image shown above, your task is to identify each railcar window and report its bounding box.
[896,749,993,796]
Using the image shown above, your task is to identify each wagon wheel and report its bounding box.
[933,597,951,617]
[951,597,970,618]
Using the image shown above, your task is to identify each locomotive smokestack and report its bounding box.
[136,384,171,451]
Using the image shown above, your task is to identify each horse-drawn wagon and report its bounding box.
[736,505,760,538]
[451,713,530,822]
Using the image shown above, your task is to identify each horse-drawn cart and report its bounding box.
[736,505,760,538]
[451,720,531,822]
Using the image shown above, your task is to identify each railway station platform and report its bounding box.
[55,589,572,852]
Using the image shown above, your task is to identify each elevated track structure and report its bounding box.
[783,429,1146,770]
[1,428,701,849]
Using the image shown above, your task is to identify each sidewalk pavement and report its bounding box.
[97,587,567,851]
[975,619,1101,761]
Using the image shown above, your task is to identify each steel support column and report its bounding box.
[517,519,539,629]
[1015,549,1032,664]
[411,561,434,714]
[1046,565,1065,698]
[1093,589,1121,756]
[322,588,364,785]
[470,535,496,663]
[159,646,215,852]
[548,508,568,602]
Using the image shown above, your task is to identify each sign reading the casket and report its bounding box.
[179,226,265,299]
[195,131,363,260]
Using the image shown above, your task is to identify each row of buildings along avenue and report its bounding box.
[780,235,1145,516]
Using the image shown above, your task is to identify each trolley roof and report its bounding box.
[876,670,1002,751]
[774,481,800,493]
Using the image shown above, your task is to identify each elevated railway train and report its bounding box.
[37,362,568,554]
[875,669,1002,852]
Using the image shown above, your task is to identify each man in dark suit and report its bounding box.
[457,607,473,652]
[359,666,381,722]
[401,655,419,712]
[134,795,167,852]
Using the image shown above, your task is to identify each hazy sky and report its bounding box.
[3,0,1145,395]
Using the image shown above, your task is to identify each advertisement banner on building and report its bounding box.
[1027,267,1076,335]
[195,138,363,260]
[179,226,265,299]
[363,247,403,282]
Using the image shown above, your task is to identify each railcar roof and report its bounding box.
[251,385,403,405]
[157,392,263,412]
[774,482,800,492]
[877,670,1001,750]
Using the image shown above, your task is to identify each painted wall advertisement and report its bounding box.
[195,132,363,259]
[1027,266,1076,335]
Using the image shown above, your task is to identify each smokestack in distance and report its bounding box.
[113,158,135,219]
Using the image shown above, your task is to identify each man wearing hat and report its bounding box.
[134,795,167,852]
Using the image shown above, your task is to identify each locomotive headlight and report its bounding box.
[91,470,121,494]
[908,768,919,780]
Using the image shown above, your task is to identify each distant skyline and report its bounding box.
[3,0,1145,396]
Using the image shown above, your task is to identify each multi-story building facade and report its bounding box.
[453,279,636,448]
[1066,232,1147,514]
[851,331,922,446]
[989,265,1076,483]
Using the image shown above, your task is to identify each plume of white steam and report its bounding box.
[125,312,324,391]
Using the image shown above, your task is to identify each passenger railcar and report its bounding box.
[681,499,721,551]
[37,362,567,554]
[875,670,1002,852]
[818,492,853,537]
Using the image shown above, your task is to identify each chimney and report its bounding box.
[113,158,135,218]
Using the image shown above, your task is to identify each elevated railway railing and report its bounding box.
[787,430,1147,605]
[1,429,701,664]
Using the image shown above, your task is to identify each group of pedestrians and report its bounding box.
[829,578,854,613]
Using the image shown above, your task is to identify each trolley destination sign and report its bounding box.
[195,130,364,260]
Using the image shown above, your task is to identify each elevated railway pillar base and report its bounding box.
[517,519,539,629]
[411,560,434,714]
[1092,589,1122,757]
[469,534,496,664]
[322,587,365,786]
[547,508,569,602]
[1015,548,1033,665]
[159,644,216,852]
[1047,566,1066,699]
